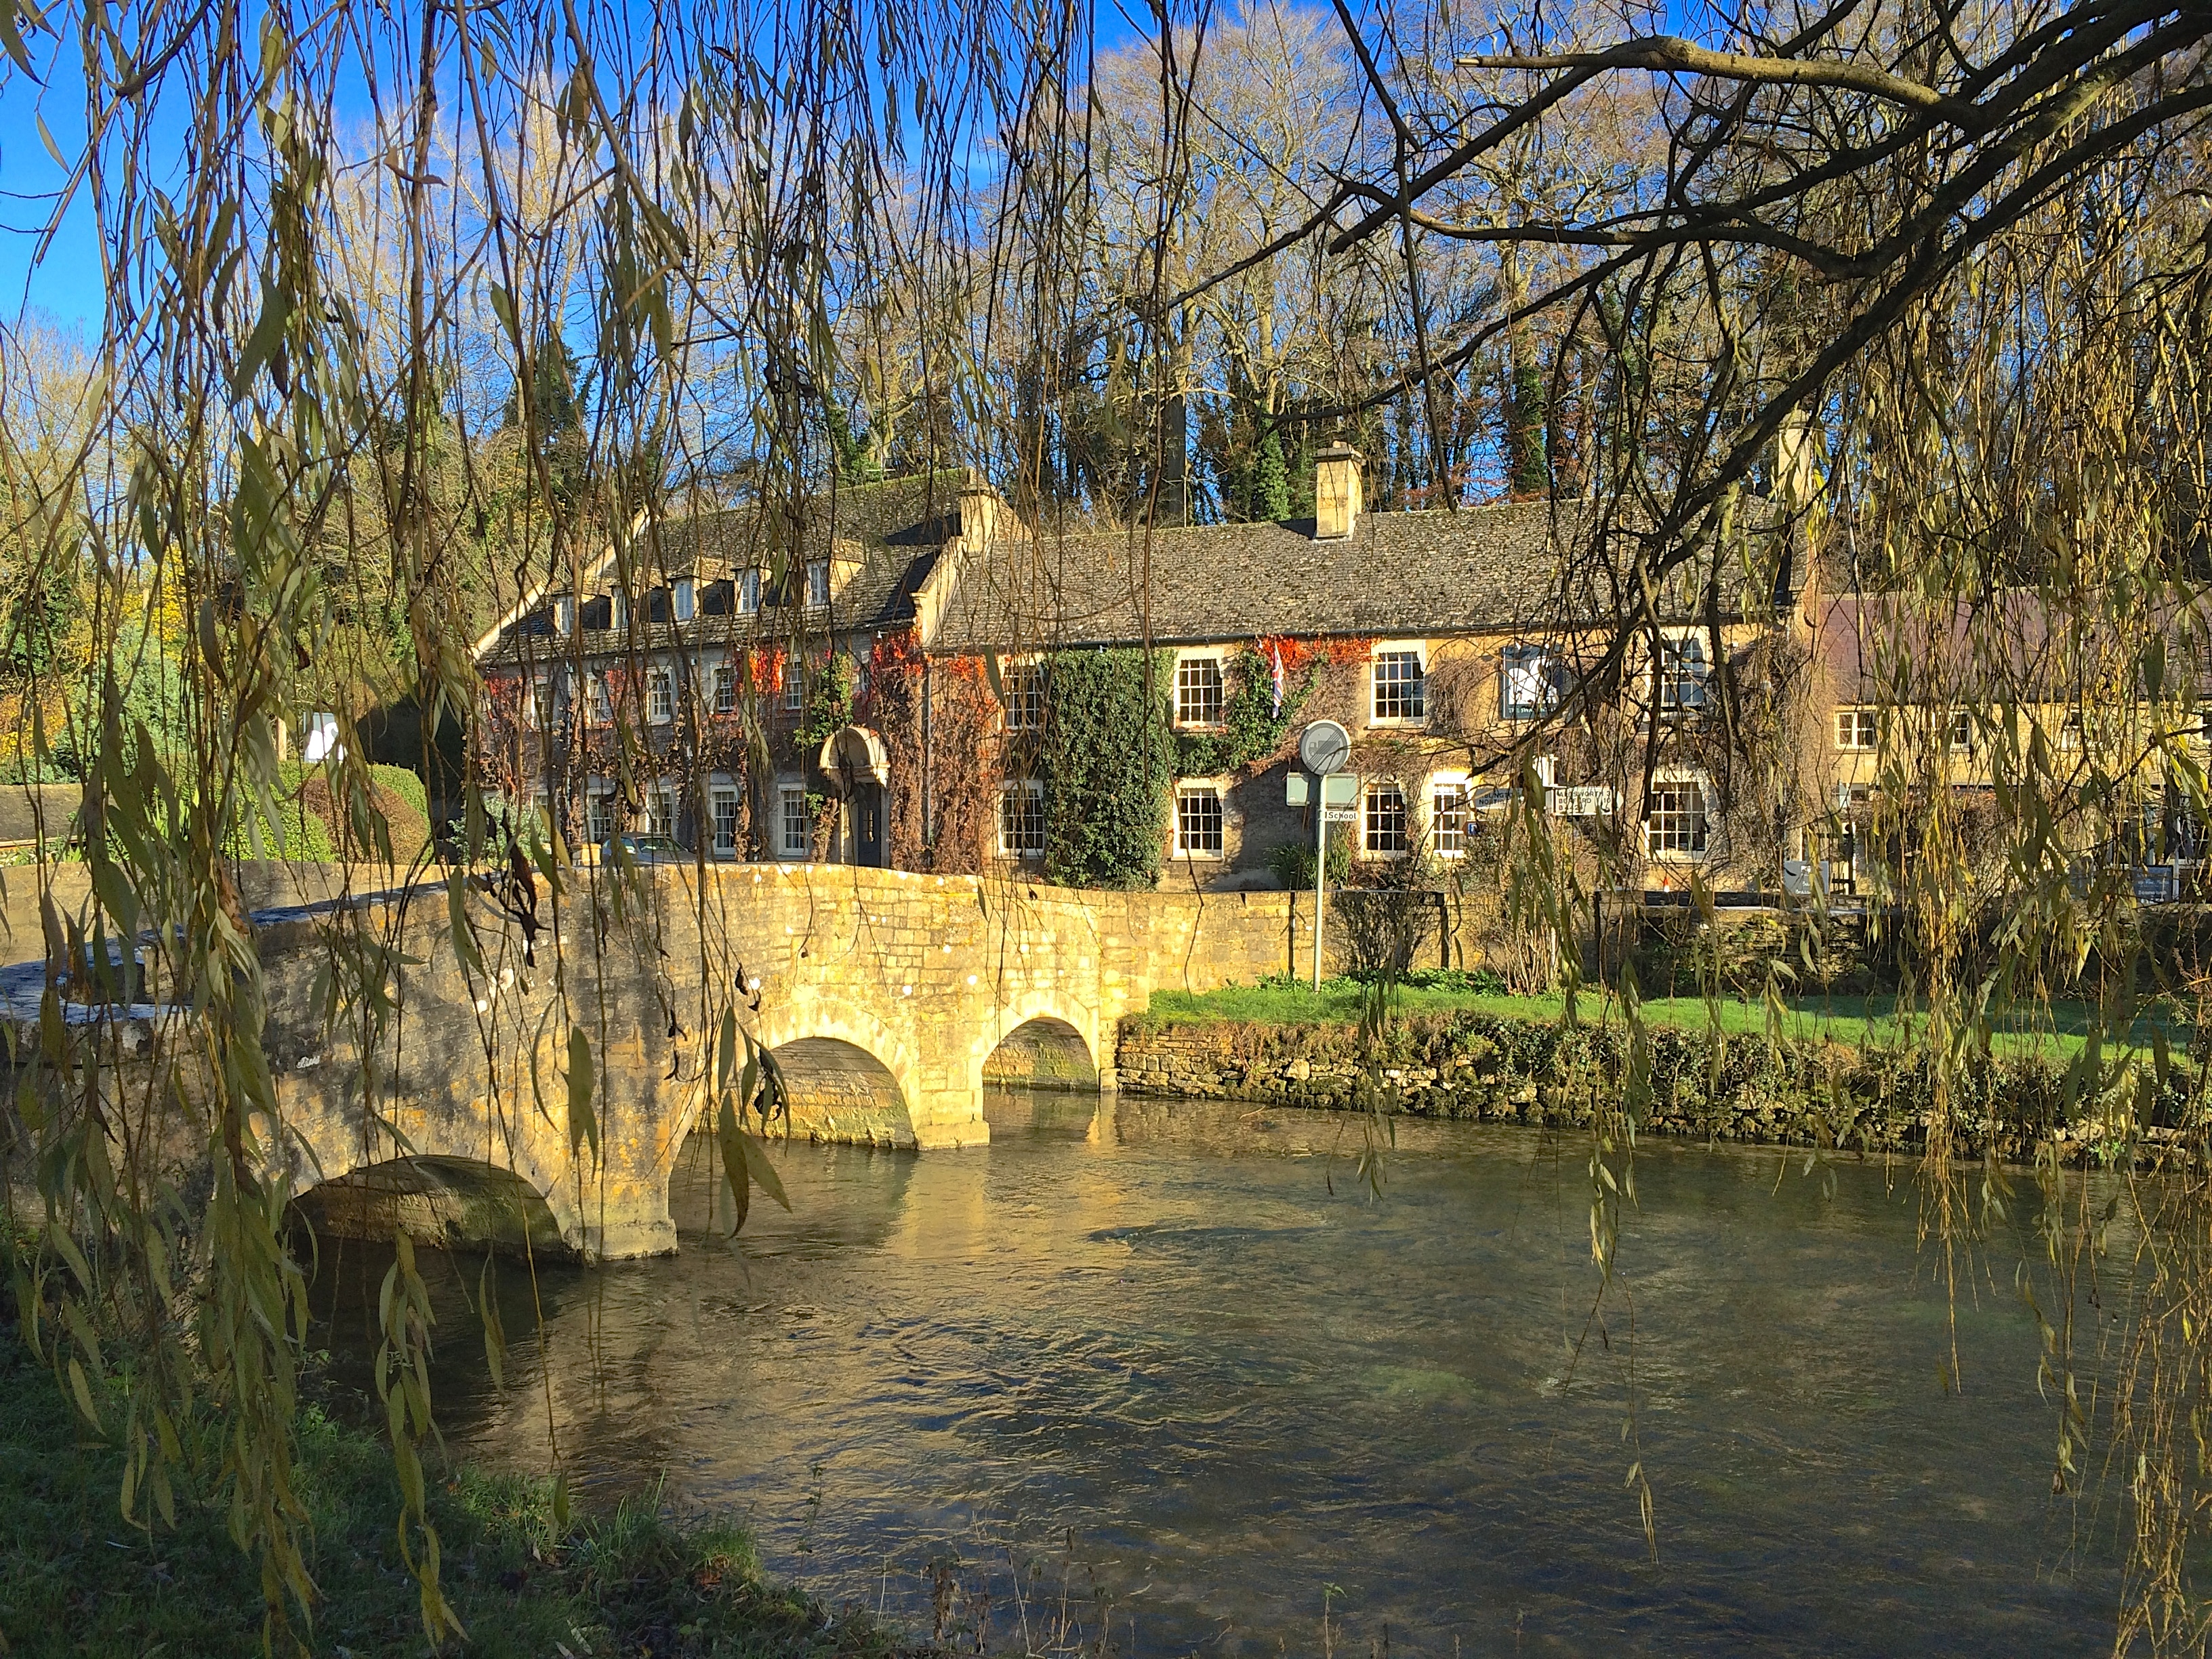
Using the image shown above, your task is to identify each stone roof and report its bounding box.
[929,499,1790,653]
[478,472,960,667]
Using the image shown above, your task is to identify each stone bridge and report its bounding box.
[168,862,1304,1260]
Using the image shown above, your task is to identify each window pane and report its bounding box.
[713,665,736,715]
[1659,637,1709,711]
[648,670,672,722]
[712,790,739,855]
[1006,665,1043,730]
[1373,651,1425,722]
[1364,783,1408,853]
[1433,785,1468,855]
[1646,780,1709,855]
[1176,788,1224,855]
[806,560,830,607]
[738,570,760,613]
[1000,781,1046,855]
[780,788,811,857]
[1176,657,1225,726]
[1501,646,1556,720]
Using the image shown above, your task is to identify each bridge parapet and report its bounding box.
[19,862,1306,1261]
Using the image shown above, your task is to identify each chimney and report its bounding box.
[1313,444,1364,539]
[958,469,1000,558]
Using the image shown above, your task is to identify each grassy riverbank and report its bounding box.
[1145,976,2185,1059]
[0,1332,912,1658]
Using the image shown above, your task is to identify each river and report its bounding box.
[310,1092,2125,1657]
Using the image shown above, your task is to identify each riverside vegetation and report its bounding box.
[1126,975,2201,1166]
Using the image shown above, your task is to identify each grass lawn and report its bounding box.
[1143,979,2186,1059]
[0,1333,914,1658]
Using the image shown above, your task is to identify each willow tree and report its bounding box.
[4,0,2212,1650]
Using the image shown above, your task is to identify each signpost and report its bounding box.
[1295,721,1353,991]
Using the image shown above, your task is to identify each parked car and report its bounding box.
[598,833,689,867]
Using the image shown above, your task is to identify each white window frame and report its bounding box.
[710,785,741,857]
[712,663,737,716]
[1644,769,1713,861]
[554,594,576,636]
[781,663,806,717]
[584,790,615,845]
[1834,708,1877,750]
[1370,646,1427,726]
[589,672,613,726]
[805,558,831,609]
[647,667,674,724]
[1363,779,1410,856]
[1174,783,1227,860]
[777,783,813,860]
[609,592,628,633]
[737,569,762,615]
[999,777,1047,858]
[1500,644,1559,722]
[1174,653,1227,729]
[645,783,676,839]
[1003,660,1044,731]
[1945,707,1975,754]
[1429,773,1470,859]
[674,578,697,623]
[1655,631,1711,717]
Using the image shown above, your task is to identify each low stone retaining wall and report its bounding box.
[1112,1010,2198,1165]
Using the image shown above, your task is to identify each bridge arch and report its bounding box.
[741,995,922,1149]
[289,1154,570,1258]
[971,990,1103,1098]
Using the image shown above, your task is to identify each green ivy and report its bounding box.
[1041,648,1176,889]
[1175,644,1319,777]
[798,651,857,750]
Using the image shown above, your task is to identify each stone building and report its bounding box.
[472,447,1807,893]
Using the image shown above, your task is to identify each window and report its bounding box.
[712,663,737,716]
[554,594,576,636]
[1500,644,1559,722]
[1645,775,1710,857]
[521,677,542,727]
[674,578,696,623]
[647,668,674,724]
[1176,656,1225,727]
[589,674,613,726]
[712,787,740,857]
[2058,709,2083,750]
[778,785,813,859]
[1946,708,1974,752]
[1835,708,1877,750]
[585,792,615,844]
[1000,779,1046,857]
[609,592,628,633]
[645,785,675,838]
[1372,651,1426,723]
[1432,781,1469,857]
[1364,782,1409,855]
[1004,663,1044,731]
[737,569,761,614]
[781,665,805,717]
[1176,786,1225,857]
[1656,634,1709,715]
[806,559,830,609]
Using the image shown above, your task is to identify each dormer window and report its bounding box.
[737,570,761,614]
[609,592,628,633]
[806,559,830,609]
[674,578,696,622]
[554,594,576,636]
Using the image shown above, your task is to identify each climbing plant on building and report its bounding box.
[1174,641,1323,777]
[1041,648,1176,889]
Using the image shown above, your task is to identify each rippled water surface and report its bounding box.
[312,1094,2121,1656]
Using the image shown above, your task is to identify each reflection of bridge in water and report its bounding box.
[239,863,1300,1260]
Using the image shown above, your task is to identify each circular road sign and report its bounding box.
[1297,718,1352,777]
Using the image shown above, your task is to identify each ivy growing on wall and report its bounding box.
[798,650,858,750]
[1174,642,1322,777]
[1041,647,1176,888]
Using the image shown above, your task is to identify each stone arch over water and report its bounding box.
[290,1155,569,1258]
[981,1015,1100,1091]
[739,996,924,1149]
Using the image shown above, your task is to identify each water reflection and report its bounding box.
[308,1091,2118,1658]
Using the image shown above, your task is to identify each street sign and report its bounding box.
[1321,773,1359,806]
[1323,805,1357,823]
[1285,773,1310,806]
[1298,720,1351,777]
